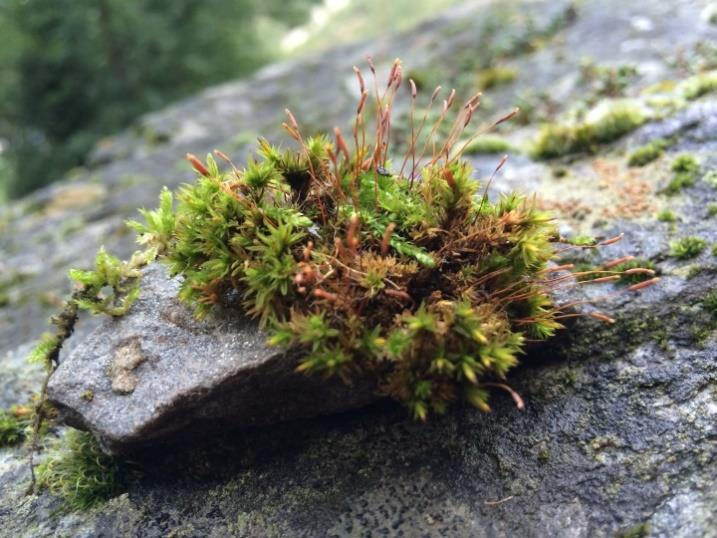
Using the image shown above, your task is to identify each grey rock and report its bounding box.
[47,264,377,455]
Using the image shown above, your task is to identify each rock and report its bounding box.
[47,264,378,455]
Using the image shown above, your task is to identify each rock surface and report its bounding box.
[48,264,377,455]
[1,0,717,536]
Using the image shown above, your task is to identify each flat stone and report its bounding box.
[47,264,378,455]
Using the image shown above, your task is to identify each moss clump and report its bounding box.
[663,153,700,195]
[531,103,646,160]
[37,430,125,510]
[681,70,717,100]
[579,61,638,98]
[476,66,518,90]
[627,138,670,167]
[707,204,717,217]
[0,405,31,447]
[670,236,707,260]
[463,135,515,155]
[656,209,676,222]
[124,59,652,420]
[703,289,717,318]
[611,260,656,285]
[616,522,649,538]
[703,170,717,189]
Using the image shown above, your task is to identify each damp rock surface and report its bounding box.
[46,264,377,455]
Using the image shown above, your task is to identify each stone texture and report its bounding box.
[47,264,377,455]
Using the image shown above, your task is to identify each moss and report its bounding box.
[552,166,568,178]
[43,59,652,423]
[579,61,639,98]
[627,138,671,167]
[616,522,650,538]
[664,153,700,195]
[531,103,646,159]
[404,68,438,91]
[537,447,550,463]
[707,204,717,217]
[686,265,702,279]
[37,429,126,511]
[670,236,707,260]
[0,405,31,447]
[656,209,677,222]
[703,170,717,189]
[463,135,515,155]
[612,259,656,285]
[703,289,717,318]
[120,59,639,421]
[681,70,717,100]
[476,66,518,90]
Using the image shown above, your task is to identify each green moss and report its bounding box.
[476,66,518,90]
[627,138,670,167]
[463,135,515,155]
[567,235,597,246]
[670,236,707,260]
[37,429,125,511]
[707,204,717,217]
[664,153,700,195]
[0,271,29,308]
[44,59,651,423]
[612,259,656,285]
[703,289,717,318]
[686,264,706,280]
[703,170,717,189]
[552,166,568,178]
[579,60,639,98]
[405,68,438,91]
[681,70,717,100]
[531,103,646,159]
[616,522,649,538]
[656,209,676,222]
[0,406,31,447]
[123,60,597,420]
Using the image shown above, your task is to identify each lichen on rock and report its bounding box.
[108,339,146,395]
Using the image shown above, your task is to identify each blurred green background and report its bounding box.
[0,0,463,201]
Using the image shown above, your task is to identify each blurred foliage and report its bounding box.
[0,0,319,199]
